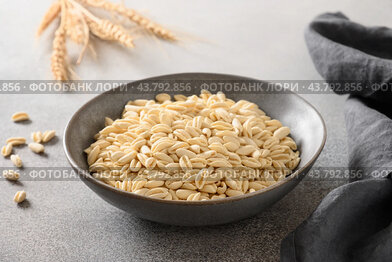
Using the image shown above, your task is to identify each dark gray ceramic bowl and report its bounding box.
[64,73,326,226]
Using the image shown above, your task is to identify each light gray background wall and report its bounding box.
[0,0,386,261]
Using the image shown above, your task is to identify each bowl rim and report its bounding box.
[63,72,327,206]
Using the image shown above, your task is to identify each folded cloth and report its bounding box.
[281,12,392,262]
[281,179,392,262]
[345,97,392,180]
[304,12,392,101]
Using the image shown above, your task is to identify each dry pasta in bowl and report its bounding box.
[84,91,300,201]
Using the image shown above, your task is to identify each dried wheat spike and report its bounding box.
[124,9,176,40]
[86,16,134,48]
[36,1,61,37]
[80,0,176,40]
[65,9,86,44]
[51,27,68,80]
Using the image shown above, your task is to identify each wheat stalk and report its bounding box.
[51,0,68,81]
[36,1,61,37]
[76,15,90,64]
[38,0,179,80]
[79,0,176,40]
[64,0,91,64]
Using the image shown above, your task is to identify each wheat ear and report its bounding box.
[86,16,134,48]
[65,0,90,64]
[76,15,90,64]
[65,7,86,44]
[69,0,134,48]
[79,0,176,40]
[36,1,61,37]
[51,0,68,80]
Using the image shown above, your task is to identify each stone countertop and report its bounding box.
[1,0,387,261]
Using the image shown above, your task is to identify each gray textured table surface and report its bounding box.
[1,0,388,261]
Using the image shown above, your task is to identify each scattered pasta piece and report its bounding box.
[14,191,26,203]
[1,144,13,157]
[11,112,30,122]
[3,170,20,181]
[85,91,301,201]
[42,130,56,143]
[31,131,43,143]
[6,137,26,146]
[28,143,45,154]
[10,154,23,168]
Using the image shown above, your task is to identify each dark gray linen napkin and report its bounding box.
[303,12,392,101]
[281,13,392,262]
